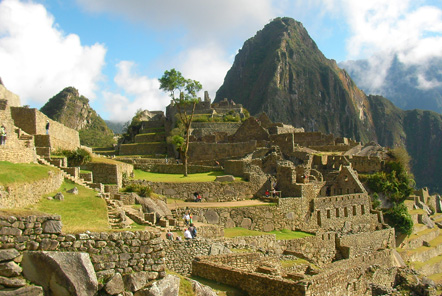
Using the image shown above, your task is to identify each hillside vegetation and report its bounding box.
[40,87,115,147]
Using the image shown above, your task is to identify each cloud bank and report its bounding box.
[0,0,106,106]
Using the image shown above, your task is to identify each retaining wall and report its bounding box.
[0,169,63,208]
[0,214,165,282]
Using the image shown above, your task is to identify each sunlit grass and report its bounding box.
[27,180,109,233]
[0,161,57,186]
[132,170,244,183]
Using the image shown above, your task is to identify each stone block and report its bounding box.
[215,175,235,182]
[0,249,20,262]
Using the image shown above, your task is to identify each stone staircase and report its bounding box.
[106,199,128,229]
[36,155,95,191]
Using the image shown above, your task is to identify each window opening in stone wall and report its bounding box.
[361,205,365,215]
[327,209,331,219]
[317,210,321,226]
[353,205,357,216]
[344,207,348,217]
[347,188,349,194]
[336,208,340,217]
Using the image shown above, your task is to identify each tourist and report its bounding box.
[183,212,190,226]
[193,192,199,202]
[0,125,6,146]
[189,223,197,238]
[272,188,277,197]
[176,236,182,242]
[184,228,192,240]
[265,190,270,197]
[166,230,174,240]
[45,120,50,135]
[196,194,202,202]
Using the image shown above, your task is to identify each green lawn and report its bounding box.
[0,161,58,186]
[28,180,109,233]
[224,227,314,240]
[132,170,242,183]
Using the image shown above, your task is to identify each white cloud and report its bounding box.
[76,0,279,46]
[0,0,106,106]
[177,43,233,100]
[103,61,169,121]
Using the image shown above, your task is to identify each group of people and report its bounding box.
[0,124,6,146]
[165,211,198,241]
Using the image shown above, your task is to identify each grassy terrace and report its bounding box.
[27,180,109,233]
[0,161,58,186]
[133,170,245,183]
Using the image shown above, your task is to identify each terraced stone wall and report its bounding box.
[337,228,395,259]
[187,141,257,163]
[82,161,133,188]
[10,107,80,150]
[350,155,383,173]
[126,177,265,202]
[0,214,165,282]
[0,169,63,208]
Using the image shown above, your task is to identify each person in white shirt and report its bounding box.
[184,229,192,240]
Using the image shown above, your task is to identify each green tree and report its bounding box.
[159,69,202,176]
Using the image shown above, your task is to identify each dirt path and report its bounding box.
[167,199,268,210]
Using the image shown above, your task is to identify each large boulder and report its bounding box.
[104,273,124,295]
[191,279,218,296]
[134,274,179,296]
[138,197,172,220]
[21,251,98,296]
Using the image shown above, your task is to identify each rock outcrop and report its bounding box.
[21,251,98,296]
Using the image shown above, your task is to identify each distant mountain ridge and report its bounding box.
[215,17,442,193]
[40,87,114,147]
[340,56,442,114]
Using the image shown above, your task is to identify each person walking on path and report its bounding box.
[0,125,6,146]
[45,120,50,135]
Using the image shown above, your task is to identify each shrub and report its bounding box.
[122,183,152,197]
[60,148,92,167]
[383,203,413,236]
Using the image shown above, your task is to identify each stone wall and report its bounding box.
[0,214,165,282]
[0,146,37,164]
[119,142,167,156]
[188,141,257,163]
[350,155,383,173]
[82,161,133,188]
[0,169,63,208]
[126,178,264,202]
[10,107,80,150]
[278,232,336,266]
[0,85,20,107]
[313,193,381,232]
[337,228,395,259]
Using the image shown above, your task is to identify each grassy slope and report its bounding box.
[0,161,58,185]
[28,180,109,233]
[224,227,313,240]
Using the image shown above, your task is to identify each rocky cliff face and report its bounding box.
[40,87,114,147]
[215,17,376,143]
[216,17,442,193]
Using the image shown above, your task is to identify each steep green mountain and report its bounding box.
[40,87,115,147]
[215,17,376,143]
[104,120,126,134]
[341,56,442,113]
[215,17,442,193]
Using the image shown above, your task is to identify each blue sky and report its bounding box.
[1,0,442,122]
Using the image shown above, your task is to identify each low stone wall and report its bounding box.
[403,229,440,250]
[187,141,257,163]
[163,239,213,275]
[0,169,63,208]
[0,147,37,164]
[192,253,306,296]
[174,203,297,232]
[82,161,133,188]
[126,178,263,202]
[0,214,165,282]
[337,228,395,259]
[278,232,336,265]
[119,142,167,156]
[149,164,222,174]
